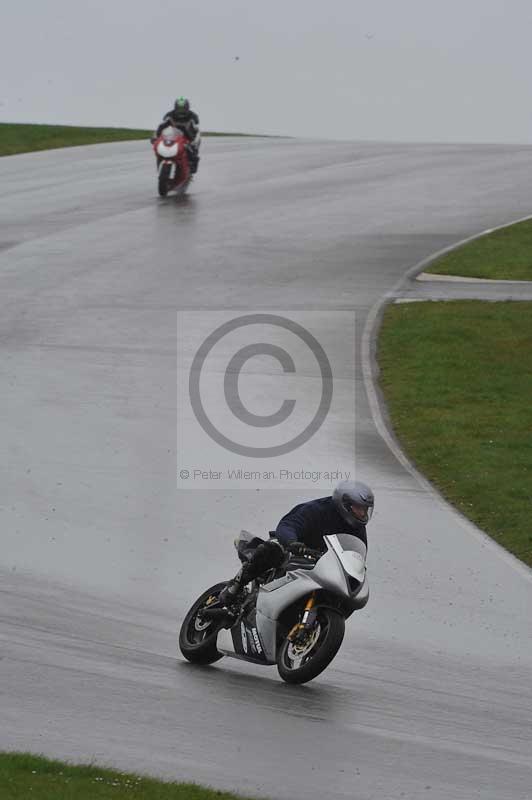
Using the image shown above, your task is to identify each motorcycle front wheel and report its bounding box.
[277,608,345,684]
[179,582,226,665]
[158,163,171,197]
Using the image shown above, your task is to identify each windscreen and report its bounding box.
[161,125,179,139]
[334,533,367,559]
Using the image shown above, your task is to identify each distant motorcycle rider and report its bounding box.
[154,96,200,174]
[219,480,374,606]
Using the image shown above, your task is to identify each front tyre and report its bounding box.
[277,608,345,684]
[158,163,171,197]
[179,582,226,665]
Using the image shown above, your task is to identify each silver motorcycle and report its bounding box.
[179,531,368,684]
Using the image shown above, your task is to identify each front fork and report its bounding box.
[287,593,317,643]
[157,158,177,180]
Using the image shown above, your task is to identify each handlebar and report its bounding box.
[286,543,322,561]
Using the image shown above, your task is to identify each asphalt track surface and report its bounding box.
[1,137,532,800]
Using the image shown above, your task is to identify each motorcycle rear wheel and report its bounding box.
[179,582,226,665]
[277,608,345,684]
[158,163,171,197]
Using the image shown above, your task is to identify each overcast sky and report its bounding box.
[2,0,532,143]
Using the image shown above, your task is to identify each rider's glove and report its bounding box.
[287,541,321,560]
[287,541,307,556]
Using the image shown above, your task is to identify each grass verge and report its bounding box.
[0,752,259,800]
[378,300,532,567]
[0,123,153,156]
[0,123,259,157]
[425,219,532,281]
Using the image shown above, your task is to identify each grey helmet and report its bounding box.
[333,480,374,527]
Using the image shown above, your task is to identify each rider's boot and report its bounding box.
[218,540,285,606]
[219,564,252,606]
[190,153,199,174]
[186,145,199,174]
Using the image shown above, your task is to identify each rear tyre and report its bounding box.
[158,163,171,197]
[277,608,345,684]
[179,583,226,665]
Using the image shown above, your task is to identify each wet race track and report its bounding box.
[1,137,532,799]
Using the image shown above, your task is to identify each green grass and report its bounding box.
[426,219,532,280]
[0,123,260,157]
[378,301,532,567]
[0,752,260,800]
[0,123,154,156]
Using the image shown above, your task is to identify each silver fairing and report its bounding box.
[217,533,368,664]
[323,534,369,612]
[323,534,367,587]
[249,534,368,662]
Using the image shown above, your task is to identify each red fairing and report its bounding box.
[152,130,187,155]
[152,129,191,195]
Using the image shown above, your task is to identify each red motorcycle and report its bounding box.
[151,127,192,197]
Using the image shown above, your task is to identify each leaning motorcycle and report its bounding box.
[179,531,369,684]
[151,126,192,197]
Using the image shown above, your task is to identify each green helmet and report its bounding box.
[174,96,190,118]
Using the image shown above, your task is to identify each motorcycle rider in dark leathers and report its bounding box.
[154,96,200,173]
[219,480,374,606]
